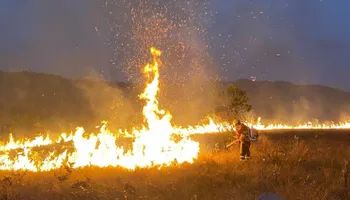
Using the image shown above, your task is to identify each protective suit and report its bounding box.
[236,122,251,160]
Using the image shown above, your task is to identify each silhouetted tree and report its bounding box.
[216,85,252,121]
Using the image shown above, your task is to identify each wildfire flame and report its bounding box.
[0,47,349,172]
[0,47,199,171]
[251,117,350,130]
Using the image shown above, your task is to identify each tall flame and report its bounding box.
[0,47,199,171]
[0,47,350,172]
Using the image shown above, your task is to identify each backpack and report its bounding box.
[248,127,259,141]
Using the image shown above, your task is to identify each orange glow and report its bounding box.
[0,47,199,171]
[0,48,349,172]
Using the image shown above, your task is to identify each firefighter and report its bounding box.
[235,121,251,161]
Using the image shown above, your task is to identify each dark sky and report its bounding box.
[1,0,350,90]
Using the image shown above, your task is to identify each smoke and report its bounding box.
[0,0,223,134]
[2,0,350,135]
[75,72,140,130]
[101,0,221,125]
[236,80,350,124]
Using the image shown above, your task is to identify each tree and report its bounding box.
[216,85,252,121]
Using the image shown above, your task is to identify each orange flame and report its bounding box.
[0,47,349,172]
[0,47,199,171]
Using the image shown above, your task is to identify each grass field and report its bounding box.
[0,130,349,200]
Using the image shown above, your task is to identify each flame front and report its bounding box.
[0,47,199,171]
[1,47,350,172]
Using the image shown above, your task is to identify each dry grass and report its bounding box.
[0,131,349,200]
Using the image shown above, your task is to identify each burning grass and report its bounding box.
[0,131,349,200]
[1,46,350,172]
[1,48,349,199]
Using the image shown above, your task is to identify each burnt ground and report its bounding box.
[0,130,349,200]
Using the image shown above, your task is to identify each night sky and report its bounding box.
[1,0,350,90]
